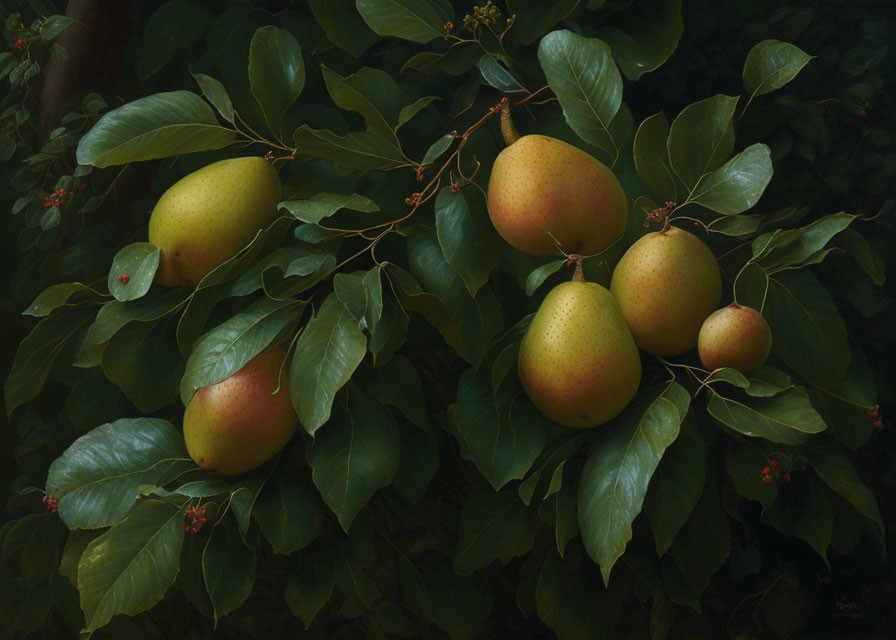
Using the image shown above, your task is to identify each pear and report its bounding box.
[148,156,281,287]
[518,277,641,428]
[487,135,628,256]
[610,225,721,357]
[183,346,298,476]
[698,303,772,373]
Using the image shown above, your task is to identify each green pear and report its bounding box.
[148,156,281,287]
[487,135,628,256]
[183,346,298,476]
[610,225,721,357]
[518,277,641,428]
[698,303,772,373]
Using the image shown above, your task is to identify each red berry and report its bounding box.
[117,273,130,285]
[761,466,771,475]
[14,38,24,50]
[761,474,774,485]
[769,459,779,468]
[44,198,52,207]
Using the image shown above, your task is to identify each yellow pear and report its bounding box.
[698,303,772,373]
[518,276,641,428]
[487,135,628,256]
[183,346,298,476]
[610,225,721,357]
[148,156,281,287]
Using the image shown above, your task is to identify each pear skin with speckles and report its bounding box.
[698,303,772,373]
[487,135,628,255]
[610,226,721,357]
[183,346,298,476]
[518,280,641,428]
[148,157,281,287]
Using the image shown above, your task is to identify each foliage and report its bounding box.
[2,0,895,638]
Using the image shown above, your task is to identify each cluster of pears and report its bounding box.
[144,156,299,475]
[488,116,771,428]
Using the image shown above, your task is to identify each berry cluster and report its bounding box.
[14,38,24,50]
[760,458,790,485]
[869,404,883,431]
[117,273,130,285]
[404,192,422,206]
[44,187,70,208]
[43,495,58,512]
[643,201,677,228]
[185,504,208,534]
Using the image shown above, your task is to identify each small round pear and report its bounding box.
[518,278,641,428]
[183,346,298,476]
[148,156,281,287]
[610,225,721,356]
[487,135,628,255]
[698,303,772,373]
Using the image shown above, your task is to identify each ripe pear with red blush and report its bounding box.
[610,225,721,356]
[698,303,772,373]
[518,266,641,428]
[183,346,298,476]
[149,156,281,287]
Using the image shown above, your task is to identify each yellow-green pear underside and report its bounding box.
[698,303,772,373]
[487,135,628,256]
[518,280,641,428]
[610,226,721,357]
[183,346,298,476]
[148,156,281,287]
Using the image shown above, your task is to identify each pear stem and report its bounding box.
[500,98,520,147]
[572,257,585,282]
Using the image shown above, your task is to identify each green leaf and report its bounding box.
[538,30,624,163]
[229,472,272,535]
[453,489,537,576]
[708,388,826,444]
[732,262,768,309]
[727,440,777,511]
[392,421,439,503]
[39,14,76,40]
[825,340,876,408]
[249,26,305,140]
[477,55,526,93]
[435,187,494,295]
[422,133,455,164]
[180,298,300,405]
[834,228,886,285]
[60,530,102,588]
[355,0,453,44]
[369,294,409,365]
[78,500,186,632]
[310,0,378,57]
[310,392,399,532]
[203,521,257,623]
[743,39,813,100]
[107,243,160,302]
[808,446,884,541]
[752,212,857,269]
[451,369,551,490]
[762,475,832,562]
[518,433,591,506]
[285,550,335,629]
[524,260,565,296]
[293,125,408,169]
[578,383,691,584]
[279,192,379,224]
[706,366,795,398]
[103,316,183,413]
[687,143,773,214]
[322,66,399,141]
[644,414,707,557]
[140,1,214,79]
[397,96,439,130]
[5,307,94,417]
[192,72,235,124]
[634,112,680,202]
[46,418,192,529]
[76,91,236,167]
[253,473,323,555]
[507,0,579,45]
[66,372,124,431]
[357,356,427,429]
[667,94,738,190]
[290,293,367,435]
[763,270,850,388]
[595,0,684,81]
[23,282,98,317]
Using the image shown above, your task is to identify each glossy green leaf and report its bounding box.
[310,0,378,57]
[357,356,427,429]
[279,192,379,224]
[369,294,409,365]
[22,282,99,317]
[743,39,813,99]
[248,26,305,140]
[808,446,883,537]
[538,30,624,162]
[397,96,439,130]
[355,0,453,44]
[477,55,526,93]
[140,1,215,79]
[180,298,300,405]
[290,293,367,435]
[708,387,826,444]
[732,262,768,309]
[435,187,494,295]
[634,112,680,202]
[107,243,159,302]
[834,228,886,285]
[668,94,738,190]
[191,72,235,124]
[578,383,691,584]
[752,212,857,269]
[229,472,272,535]
[451,369,551,490]
[76,91,236,167]
[454,489,536,576]
[595,0,683,81]
[293,126,408,169]
[310,392,399,532]
[726,440,777,511]
[422,133,455,164]
[518,433,591,506]
[253,473,324,555]
[78,499,186,632]
[687,143,773,214]
[507,0,579,45]
[763,270,850,388]
[46,418,192,529]
[321,65,401,142]
[203,521,257,623]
